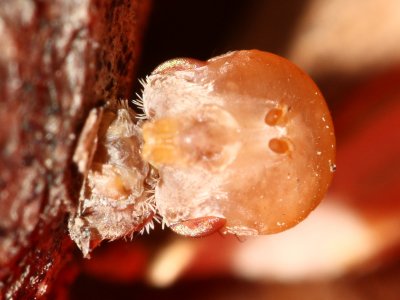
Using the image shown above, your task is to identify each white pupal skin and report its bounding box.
[69,101,156,256]
[142,50,336,236]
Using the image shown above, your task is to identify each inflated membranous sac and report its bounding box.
[141,50,335,236]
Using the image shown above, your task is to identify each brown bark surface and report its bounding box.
[0,0,149,298]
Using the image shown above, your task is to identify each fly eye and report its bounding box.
[142,50,336,236]
[268,137,291,154]
[264,106,288,126]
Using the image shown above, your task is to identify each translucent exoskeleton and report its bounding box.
[141,50,336,236]
[69,50,336,256]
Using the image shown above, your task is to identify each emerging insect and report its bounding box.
[69,50,335,256]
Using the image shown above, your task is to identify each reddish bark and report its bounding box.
[0,0,149,298]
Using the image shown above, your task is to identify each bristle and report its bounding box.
[132,90,147,121]
[139,219,155,235]
[136,190,159,235]
[120,99,131,109]
[138,77,148,88]
[136,113,147,120]
[161,217,169,230]
[153,214,162,224]
[132,96,144,110]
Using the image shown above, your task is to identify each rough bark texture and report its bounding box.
[0,0,149,298]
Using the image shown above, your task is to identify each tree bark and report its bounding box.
[0,0,149,298]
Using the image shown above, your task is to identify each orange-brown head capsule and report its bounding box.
[141,50,336,236]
